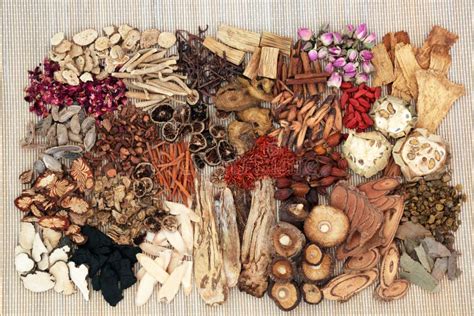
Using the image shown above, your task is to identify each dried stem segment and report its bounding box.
[260,32,292,56]
[322,268,379,301]
[203,37,245,65]
[217,24,261,52]
[243,47,261,79]
[238,178,276,297]
[258,47,279,79]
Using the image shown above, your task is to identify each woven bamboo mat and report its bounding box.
[1,0,472,315]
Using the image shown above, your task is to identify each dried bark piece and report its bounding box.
[395,43,422,99]
[344,248,380,273]
[415,69,465,132]
[380,243,399,288]
[372,43,396,86]
[375,279,409,301]
[217,24,260,52]
[429,45,452,76]
[447,251,462,280]
[238,178,276,298]
[322,268,378,301]
[70,158,94,192]
[416,25,458,69]
[203,37,245,65]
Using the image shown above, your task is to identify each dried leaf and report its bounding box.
[399,252,439,292]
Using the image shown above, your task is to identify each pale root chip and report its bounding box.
[415,69,465,132]
[382,31,410,63]
[391,58,412,102]
[416,25,458,69]
[372,44,396,86]
[429,45,452,76]
[395,43,422,99]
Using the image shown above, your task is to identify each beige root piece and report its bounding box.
[158,32,177,49]
[375,279,410,301]
[372,43,396,86]
[203,37,246,65]
[136,253,170,284]
[238,178,276,298]
[158,263,187,303]
[394,43,422,99]
[49,261,76,295]
[243,47,261,79]
[322,268,378,301]
[193,175,228,305]
[73,29,98,46]
[135,251,171,306]
[258,47,279,79]
[260,32,292,56]
[380,242,400,288]
[217,24,261,52]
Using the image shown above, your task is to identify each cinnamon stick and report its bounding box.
[300,52,318,96]
[312,60,326,93]
[286,77,328,85]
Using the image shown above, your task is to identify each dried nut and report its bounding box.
[304,205,349,248]
[268,281,301,311]
[157,32,177,48]
[290,182,310,198]
[370,96,416,138]
[73,29,99,46]
[270,222,305,258]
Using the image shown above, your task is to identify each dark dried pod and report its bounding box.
[191,121,205,133]
[133,162,156,179]
[161,215,178,232]
[217,140,236,162]
[133,180,147,198]
[161,121,179,142]
[274,188,293,201]
[306,188,319,205]
[173,104,191,123]
[210,124,226,139]
[179,124,193,136]
[190,103,208,122]
[291,182,310,198]
[192,153,206,169]
[204,147,221,166]
[276,177,292,189]
[150,103,174,123]
[202,131,216,149]
[215,109,231,119]
[189,133,208,153]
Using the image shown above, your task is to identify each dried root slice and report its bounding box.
[358,177,401,201]
[322,268,379,301]
[38,216,70,230]
[21,271,55,292]
[268,281,301,311]
[73,29,98,46]
[301,254,333,282]
[68,262,89,301]
[33,172,58,190]
[304,205,349,248]
[70,158,94,192]
[375,279,409,301]
[270,222,306,258]
[15,253,36,274]
[301,283,323,305]
[158,32,176,49]
[269,257,295,282]
[19,222,35,250]
[49,245,71,266]
[137,253,170,283]
[158,262,186,303]
[60,196,90,214]
[380,243,400,288]
[344,249,381,273]
[50,261,76,295]
[303,243,323,265]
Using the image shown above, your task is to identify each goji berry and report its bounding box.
[353,89,366,99]
[340,92,349,108]
[340,82,353,89]
[361,112,374,125]
[374,87,382,99]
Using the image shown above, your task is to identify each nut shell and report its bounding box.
[304,205,349,248]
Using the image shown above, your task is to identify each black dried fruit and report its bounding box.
[161,121,179,142]
[217,140,236,162]
[150,104,174,123]
[173,104,191,123]
[189,133,207,153]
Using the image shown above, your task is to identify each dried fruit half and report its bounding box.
[392,128,448,181]
[301,283,323,305]
[70,158,94,192]
[304,205,349,248]
[270,222,306,258]
[38,216,70,230]
[370,96,416,138]
[268,281,301,311]
[342,131,392,178]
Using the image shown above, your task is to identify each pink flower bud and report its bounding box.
[363,32,376,44]
[332,32,343,44]
[317,47,328,59]
[328,72,342,88]
[333,57,346,68]
[347,49,358,61]
[343,62,356,73]
[355,72,369,84]
[355,23,367,40]
[308,49,318,61]
[360,50,373,61]
[328,46,342,56]
[343,71,357,80]
[298,27,313,41]
[325,62,334,73]
[362,61,374,73]
[343,24,355,36]
[320,32,333,46]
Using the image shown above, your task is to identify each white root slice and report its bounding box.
[181,260,193,296]
[37,253,49,271]
[167,251,184,273]
[68,262,89,301]
[19,222,35,250]
[163,230,187,255]
[50,261,76,295]
[42,228,62,252]
[145,231,156,243]
[158,263,186,303]
[139,242,168,257]
[15,245,30,256]
[136,253,169,283]
[164,200,201,222]
[21,271,55,292]
[137,249,173,280]
[177,212,193,254]
[15,253,35,274]
[32,232,48,262]
[49,245,71,266]
[153,230,168,246]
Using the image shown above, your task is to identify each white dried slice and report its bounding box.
[109,45,124,59]
[158,32,176,49]
[393,128,448,181]
[50,261,76,295]
[54,40,72,54]
[122,29,141,51]
[370,95,416,138]
[342,131,392,178]
[136,253,170,283]
[73,29,98,46]
[181,260,193,296]
[32,232,48,262]
[95,36,110,51]
[153,230,168,246]
[15,253,35,274]
[21,271,55,292]
[68,262,89,301]
[164,200,200,222]
[135,250,171,306]
[49,51,66,62]
[145,232,156,243]
[15,245,30,256]
[118,24,133,39]
[178,212,193,254]
[140,28,160,48]
[42,228,62,252]
[83,52,94,72]
[37,253,49,270]
[139,242,168,257]
[167,251,184,273]
[68,44,83,58]
[19,222,35,250]
[110,33,121,45]
[158,263,187,303]
[163,230,187,255]
[50,32,65,46]
[62,70,80,86]
[49,245,70,266]
[91,66,101,75]
[103,25,116,36]
[75,56,85,72]
[79,72,93,82]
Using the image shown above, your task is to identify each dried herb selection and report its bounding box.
[13,21,468,311]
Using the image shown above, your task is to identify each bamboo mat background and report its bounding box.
[1,0,473,315]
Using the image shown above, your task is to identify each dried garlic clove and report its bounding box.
[370,96,416,138]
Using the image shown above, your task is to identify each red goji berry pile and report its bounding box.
[224,136,296,190]
[340,82,381,132]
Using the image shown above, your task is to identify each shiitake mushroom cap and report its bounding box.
[270,222,306,258]
[269,257,295,282]
[303,243,323,265]
[280,197,310,223]
[303,205,349,248]
[301,254,333,282]
[301,283,323,305]
[150,103,174,123]
[268,281,301,311]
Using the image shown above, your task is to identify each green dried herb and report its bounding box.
[400,252,439,292]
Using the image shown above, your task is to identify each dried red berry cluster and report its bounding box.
[340,82,381,131]
[24,59,127,118]
[225,136,296,190]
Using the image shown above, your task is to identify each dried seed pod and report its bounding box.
[301,254,333,282]
[269,257,295,282]
[150,104,174,123]
[291,182,310,198]
[217,140,236,162]
[303,243,323,265]
[270,222,306,258]
[173,104,191,123]
[304,205,349,248]
[268,281,301,311]
[301,283,323,305]
[161,121,179,142]
[204,147,221,166]
[209,124,226,139]
[189,133,208,153]
[275,177,291,189]
[344,248,381,273]
[375,279,409,301]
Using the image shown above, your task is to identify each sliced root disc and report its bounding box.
[344,248,380,273]
[304,205,349,248]
[301,283,323,305]
[303,243,323,265]
[375,279,409,301]
[380,242,400,288]
[301,254,333,282]
[322,268,379,301]
[269,281,301,311]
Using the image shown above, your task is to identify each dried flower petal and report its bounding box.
[332,32,343,44]
[328,46,342,56]
[317,47,328,59]
[355,23,368,40]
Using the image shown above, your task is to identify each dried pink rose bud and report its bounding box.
[360,50,373,61]
[361,61,374,73]
[320,32,333,46]
[333,57,346,68]
[347,49,358,61]
[308,49,318,61]
[298,27,313,41]
[325,62,334,73]
[327,72,342,88]
[355,72,369,84]
[355,23,367,40]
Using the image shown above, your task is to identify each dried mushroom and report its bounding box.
[304,205,349,248]
[269,257,295,282]
[303,243,323,265]
[342,131,392,178]
[150,103,174,123]
[270,222,306,258]
[268,281,301,311]
[301,254,333,282]
[370,96,416,138]
[301,283,323,305]
[279,197,310,223]
[393,128,448,181]
[227,121,256,156]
